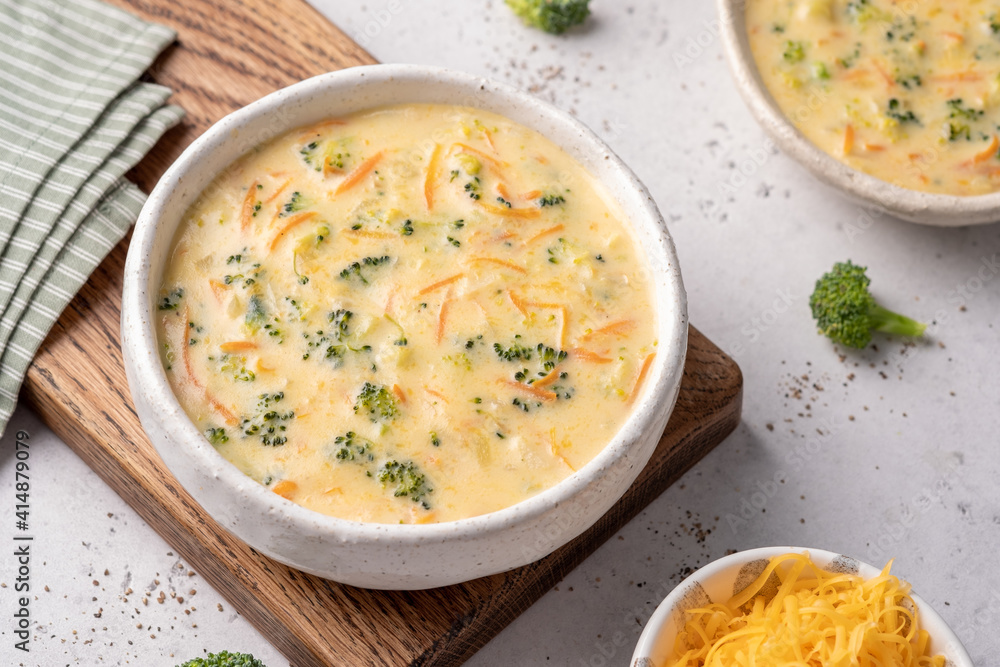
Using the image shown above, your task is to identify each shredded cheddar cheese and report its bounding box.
[668,552,946,667]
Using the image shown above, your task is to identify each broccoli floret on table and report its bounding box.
[177,650,266,667]
[505,0,591,34]
[809,260,926,349]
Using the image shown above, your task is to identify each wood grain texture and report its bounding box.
[20,0,743,665]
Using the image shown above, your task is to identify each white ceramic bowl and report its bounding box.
[631,546,973,667]
[717,0,1000,226]
[121,64,688,589]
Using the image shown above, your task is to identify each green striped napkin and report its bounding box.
[0,0,184,437]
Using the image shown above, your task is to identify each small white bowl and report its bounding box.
[717,0,1000,226]
[631,546,973,667]
[121,64,688,589]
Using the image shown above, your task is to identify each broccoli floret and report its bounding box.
[240,392,294,446]
[494,336,533,361]
[245,295,267,333]
[176,650,265,667]
[782,40,806,63]
[378,460,432,508]
[809,261,926,349]
[279,191,306,217]
[505,0,590,35]
[886,98,919,124]
[205,427,228,446]
[339,255,391,284]
[354,382,398,421]
[158,287,183,311]
[333,431,374,462]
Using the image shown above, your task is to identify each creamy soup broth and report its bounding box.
[157,104,657,524]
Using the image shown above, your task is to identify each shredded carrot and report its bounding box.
[414,510,439,524]
[425,143,441,210]
[500,379,558,402]
[264,178,293,204]
[942,31,964,43]
[174,313,237,425]
[392,384,407,404]
[527,224,564,245]
[418,273,464,295]
[436,297,451,344]
[335,151,384,195]
[477,200,541,219]
[526,301,569,348]
[552,447,575,471]
[299,119,346,140]
[840,68,873,82]
[533,369,561,388]
[558,306,568,348]
[843,124,854,156]
[271,480,298,499]
[219,341,258,353]
[424,387,449,403]
[470,257,528,274]
[627,353,656,404]
[872,60,895,87]
[208,279,228,303]
[452,143,506,170]
[568,348,613,364]
[507,290,528,316]
[520,189,542,200]
[973,135,999,164]
[496,181,512,201]
[344,228,395,240]
[239,180,260,231]
[863,143,885,152]
[268,211,318,251]
[930,71,981,82]
[581,319,635,341]
[481,127,497,152]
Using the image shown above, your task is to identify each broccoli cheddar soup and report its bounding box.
[157,104,657,524]
[747,0,1000,195]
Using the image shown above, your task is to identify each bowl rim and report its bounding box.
[631,545,974,666]
[122,63,688,548]
[716,0,1000,227]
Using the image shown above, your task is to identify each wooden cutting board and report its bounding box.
[20,0,743,664]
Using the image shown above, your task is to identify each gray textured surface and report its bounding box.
[2,1,999,665]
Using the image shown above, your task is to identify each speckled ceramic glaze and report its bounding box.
[631,546,973,667]
[717,0,1000,226]
[121,64,688,589]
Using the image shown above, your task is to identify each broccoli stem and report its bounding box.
[868,304,928,338]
